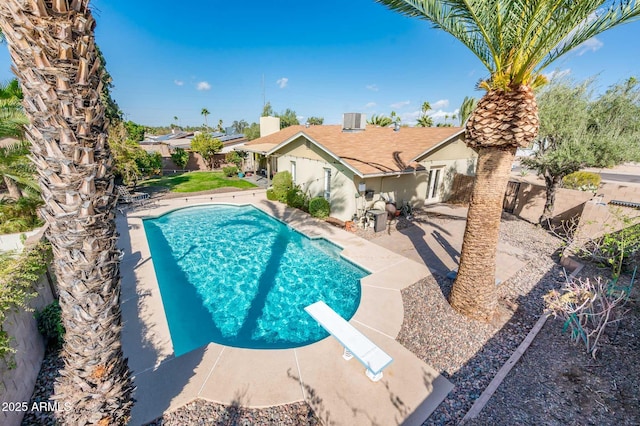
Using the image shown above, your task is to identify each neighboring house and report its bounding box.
[242,118,477,221]
[140,131,247,171]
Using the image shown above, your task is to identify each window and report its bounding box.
[290,161,296,183]
[427,168,441,200]
[324,168,331,200]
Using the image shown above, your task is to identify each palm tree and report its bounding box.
[0,140,38,199]
[367,114,393,127]
[416,101,433,127]
[459,96,478,125]
[376,0,640,321]
[0,79,32,198]
[201,107,210,129]
[0,3,133,424]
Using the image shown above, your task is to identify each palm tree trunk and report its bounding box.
[449,85,539,321]
[0,2,133,425]
[3,175,22,199]
[449,146,516,321]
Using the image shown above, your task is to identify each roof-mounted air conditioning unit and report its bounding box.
[343,113,366,131]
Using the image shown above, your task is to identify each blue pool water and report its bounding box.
[143,204,367,355]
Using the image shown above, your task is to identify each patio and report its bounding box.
[117,189,454,425]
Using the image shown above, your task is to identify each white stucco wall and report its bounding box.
[277,153,358,222]
[417,136,478,203]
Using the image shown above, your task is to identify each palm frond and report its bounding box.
[375,0,640,88]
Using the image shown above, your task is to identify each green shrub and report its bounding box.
[222,165,239,177]
[0,196,44,234]
[266,189,277,201]
[286,186,309,210]
[272,171,293,202]
[0,241,52,366]
[309,197,330,218]
[35,300,65,349]
[562,171,601,191]
[170,147,189,169]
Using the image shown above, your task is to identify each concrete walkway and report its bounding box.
[117,190,453,425]
[369,203,527,284]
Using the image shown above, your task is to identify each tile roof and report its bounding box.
[244,125,464,176]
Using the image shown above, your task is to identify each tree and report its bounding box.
[0,79,32,198]
[307,116,324,125]
[367,114,393,127]
[170,147,189,169]
[123,120,145,142]
[279,108,299,129]
[190,133,223,169]
[261,102,275,117]
[243,122,261,140]
[376,0,640,321]
[415,101,433,127]
[0,140,38,199]
[522,79,594,224]
[96,45,122,123]
[459,96,478,125]
[0,4,133,424]
[588,77,640,165]
[216,118,224,132]
[109,122,160,185]
[523,77,640,224]
[201,107,210,129]
[231,119,248,134]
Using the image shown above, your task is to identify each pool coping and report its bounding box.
[117,190,454,425]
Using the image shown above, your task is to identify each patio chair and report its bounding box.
[116,185,152,212]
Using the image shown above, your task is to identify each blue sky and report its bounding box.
[1,0,639,128]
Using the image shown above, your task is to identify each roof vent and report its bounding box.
[343,113,366,131]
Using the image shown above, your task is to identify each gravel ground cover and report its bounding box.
[465,264,639,426]
[391,211,568,425]
[23,205,636,425]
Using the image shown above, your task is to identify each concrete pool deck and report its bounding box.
[117,189,454,425]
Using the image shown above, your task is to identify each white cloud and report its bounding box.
[544,68,572,80]
[364,102,377,108]
[277,78,289,89]
[390,100,410,109]
[174,80,184,86]
[576,37,603,56]
[197,81,211,91]
[431,99,449,110]
[366,84,379,92]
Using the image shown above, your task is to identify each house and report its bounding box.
[140,131,248,171]
[242,115,477,221]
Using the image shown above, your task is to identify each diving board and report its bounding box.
[304,301,393,382]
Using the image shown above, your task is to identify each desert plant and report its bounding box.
[286,186,309,211]
[35,300,65,349]
[222,165,239,177]
[309,197,330,218]
[544,276,629,358]
[272,171,293,202]
[562,171,601,192]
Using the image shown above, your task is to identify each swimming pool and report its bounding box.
[143,204,368,356]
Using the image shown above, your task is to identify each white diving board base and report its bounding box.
[304,301,393,382]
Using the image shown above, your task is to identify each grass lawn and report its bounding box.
[140,171,257,193]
